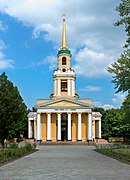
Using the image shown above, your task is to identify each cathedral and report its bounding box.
[28,16,102,142]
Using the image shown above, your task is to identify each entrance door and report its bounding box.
[61,113,68,141]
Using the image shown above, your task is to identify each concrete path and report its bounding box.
[0,145,130,180]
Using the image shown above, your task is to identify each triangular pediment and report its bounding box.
[36,97,92,109]
[48,100,79,107]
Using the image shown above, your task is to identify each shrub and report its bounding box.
[4,142,18,149]
[0,143,36,164]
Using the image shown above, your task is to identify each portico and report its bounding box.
[28,98,101,142]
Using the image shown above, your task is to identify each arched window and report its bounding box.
[62,57,66,65]
[61,80,67,92]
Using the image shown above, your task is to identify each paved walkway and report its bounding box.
[0,145,130,180]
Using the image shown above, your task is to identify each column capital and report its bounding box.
[88,112,92,115]
[37,112,41,115]
[77,112,82,114]
[57,112,61,114]
[46,112,51,115]
[95,119,101,122]
[67,112,72,114]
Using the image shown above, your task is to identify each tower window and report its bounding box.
[61,80,67,92]
[62,57,66,65]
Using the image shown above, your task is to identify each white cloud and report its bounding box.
[0,0,125,76]
[44,56,57,70]
[30,55,56,70]
[93,93,126,110]
[112,93,126,104]
[0,58,14,70]
[0,21,8,32]
[73,48,115,77]
[93,101,115,110]
[0,40,14,70]
[102,104,115,110]
[79,85,101,92]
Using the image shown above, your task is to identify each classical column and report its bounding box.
[68,113,72,141]
[72,80,75,96]
[36,113,41,141]
[58,79,61,96]
[28,120,32,138]
[92,121,95,140]
[34,120,36,140]
[57,113,61,141]
[78,113,82,141]
[54,80,56,96]
[98,120,101,139]
[68,79,71,96]
[88,113,92,141]
[47,113,51,141]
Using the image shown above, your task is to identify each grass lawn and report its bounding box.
[95,144,130,164]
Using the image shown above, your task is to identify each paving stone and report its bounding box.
[0,145,130,180]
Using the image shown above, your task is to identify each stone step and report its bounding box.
[26,139,95,145]
[40,141,94,146]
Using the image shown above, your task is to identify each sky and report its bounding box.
[0,0,127,109]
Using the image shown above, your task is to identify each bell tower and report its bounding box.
[51,15,79,99]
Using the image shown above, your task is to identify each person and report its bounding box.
[63,127,66,141]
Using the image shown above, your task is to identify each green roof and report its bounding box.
[58,49,71,56]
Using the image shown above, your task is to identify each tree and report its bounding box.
[107,1,130,133]
[121,93,130,138]
[121,93,130,123]
[107,49,130,93]
[115,0,130,48]
[108,0,130,92]
[0,72,28,146]
[93,107,128,140]
[104,108,126,138]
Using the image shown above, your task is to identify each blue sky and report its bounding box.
[0,0,127,109]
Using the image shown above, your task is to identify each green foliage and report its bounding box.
[93,107,129,139]
[115,0,130,47]
[0,143,36,163]
[121,93,130,130]
[0,72,28,145]
[105,109,125,137]
[106,1,130,140]
[108,0,130,93]
[107,49,130,93]
[4,142,18,149]
[96,144,130,163]
[121,93,130,121]
[32,107,36,112]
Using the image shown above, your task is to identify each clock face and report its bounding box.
[62,68,66,72]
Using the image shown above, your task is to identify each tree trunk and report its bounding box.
[1,138,4,148]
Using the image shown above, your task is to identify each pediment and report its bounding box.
[48,100,79,107]
[36,97,92,109]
